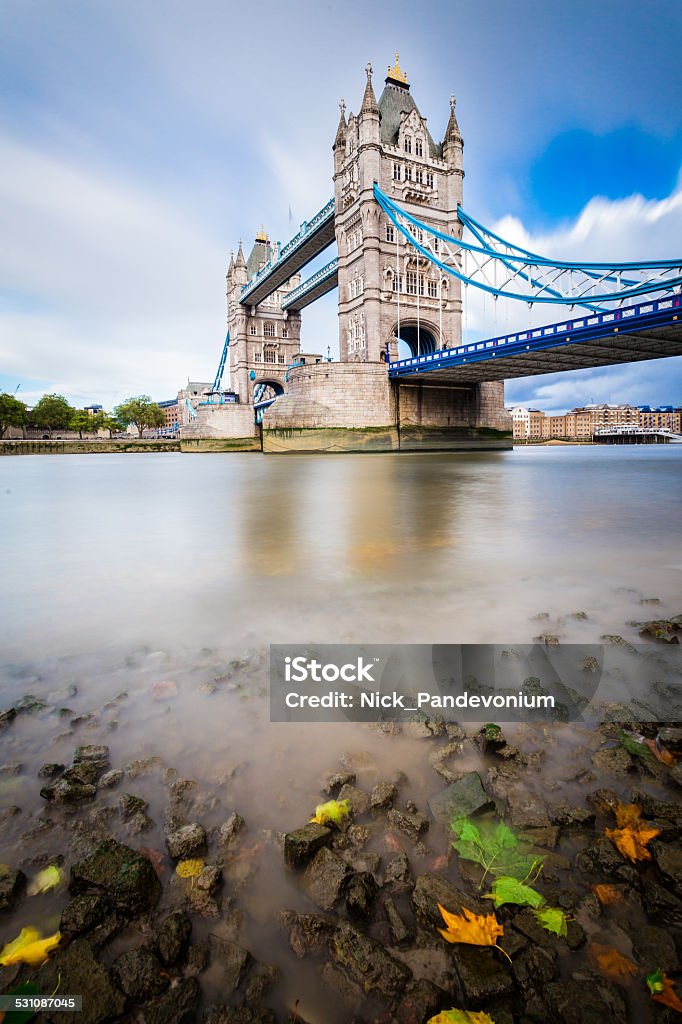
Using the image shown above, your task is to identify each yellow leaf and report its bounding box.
[27,864,66,896]
[614,802,643,829]
[605,802,660,862]
[591,884,625,906]
[587,943,637,984]
[428,1011,496,1024]
[437,904,508,962]
[175,858,205,878]
[309,799,352,828]
[0,927,61,967]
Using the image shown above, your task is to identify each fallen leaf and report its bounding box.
[0,927,61,967]
[486,876,545,909]
[309,798,351,828]
[0,982,39,1024]
[587,943,637,984]
[437,904,510,962]
[592,884,625,906]
[139,847,167,879]
[645,738,678,766]
[450,816,542,884]
[534,907,568,937]
[427,1011,496,1024]
[605,802,660,862]
[175,858,205,879]
[27,864,66,896]
[646,968,682,1012]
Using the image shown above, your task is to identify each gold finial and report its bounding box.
[387,52,407,84]
[256,225,269,242]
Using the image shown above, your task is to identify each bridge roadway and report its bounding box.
[240,198,335,308]
[388,294,682,383]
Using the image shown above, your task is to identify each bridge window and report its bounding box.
[428,279,438,298]
[282,326,288,338]
[426,172,434,188]
[416,138,423,157]
[264,344,277,363]
[250,324,257,335]
[393,163,401,181]
[415,169,423,185]
[254,352,262,361]
[406,271,417,295]
[405,165,413,182]
[392,272,402,292]
[348,226,362,252]
[277,354,285,363]
[404,136,412,154]
[386,224,395,243]
[264,322,275,337]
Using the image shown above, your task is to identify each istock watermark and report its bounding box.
[270,643,682,723]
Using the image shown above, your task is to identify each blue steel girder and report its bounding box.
[240,198,336,307]
[282,257,338,312]
[388,294,682,384]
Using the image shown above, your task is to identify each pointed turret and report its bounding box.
[333,100,347,150]
[233,240,248,287]
[443,94,462,145]
[360,62,379,115]
[227,250,235,276]
[235,241,246,268]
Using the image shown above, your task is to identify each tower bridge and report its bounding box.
[179,56,682,454]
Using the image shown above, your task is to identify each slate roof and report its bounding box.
[246,239,271,280]
[378,80,442,159]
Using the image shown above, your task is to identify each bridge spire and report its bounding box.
[443,94,462,145]
[360,62,379,115]
[333,99,347,150]
[235,240,246,269]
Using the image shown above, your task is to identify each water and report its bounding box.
[1,446,681,1021]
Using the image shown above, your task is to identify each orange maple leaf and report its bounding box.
[437,903,510,962]
[651,972,682,1013]
[587,943,637,984]
[605,802,660,862]
[591,883,625,906]
[644,738,678,766]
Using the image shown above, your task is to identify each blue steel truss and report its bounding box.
[282,257,339,310]
[210,331,230,393]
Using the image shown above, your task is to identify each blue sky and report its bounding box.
[1,0,681,413]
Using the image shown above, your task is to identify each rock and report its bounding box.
[38,763,65,779]
[185,942,210,976]
[344,870,378,919]
[63,761,100,786]
[642,879,682,928]
[428,772,494,824]
[513,907,584,951]
[34,938,126,1024]
[283,823,332,867]
[550,803,596,828]
[387,807,429,841]
[277,910,335,958]
[659,726,682,752]
[120,793,149,820]
[165,822,207,859]
[451,946,514,1004]
[412,873,487,929]
[575,838,637,881]
[507,788,550,829]
[99,768,124,788]
[40,779,97,803]
[330,921,411,999]
[340,750,378,773]
[404,717,446,739]
[0,763,22,777]
[591,746,635,776]
[384,895,412,946]
[16,694,47,715]
[652,840,682,896]
[512,943,559,991]
[393,978,445,1023]
[0,708,17,728]
[384,852,413,892]
[209,935,252,992]
[111,946,168,1001]
[203,1009,276,1024]
[672,763,682,788]
[219,812,246,844]
[429,741,465,783]
[534,633,560,646]
[324,770,356,794]
[371,781,397,809]
[586,787,620,815]
[476,723,506,753]
[60,893,111,938]
[243,961,280,1004]
[157,909,192,966]
[544,975,627,1024]
[0,868,25,913]
[639,619,680,643]
[625,923,679,973]
[137,976,200,1024]
[337,783,371,815]
[302,847,351,911]
[70,839,162,915]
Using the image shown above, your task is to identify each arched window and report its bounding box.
[263,344,277,363]
[415,138,423,157]
[404,136,412,154]
[264,322,275,338]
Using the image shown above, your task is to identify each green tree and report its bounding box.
[113,395,165,438]
[31,394,73,438]
[0,393,27,437]
[69,409,93,439]
[100,414,124,438]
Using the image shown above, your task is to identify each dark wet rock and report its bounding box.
[346,823,372,847]
[39,762,65,779]
[451,946,514,1005]
[137,976,200,1024]
[577,655,600,672]
[119,793,149,820]
[60,892,111,937]
[345,870,378,919]
[383,852,413,892]
[166,822,207,859]
[534,632,560,646]
[63,760,101,786]
[204,1008,276,1024]
[412,873,487,929]
[550,803,596,828]
[0,868,25,912]
[34,938,126,1024]
[330,921,411,999]
[157,909,192,966]
[371,781,398,810]
[302,847,351,911]
[428,772,494,824]
[520,825,559,849]
[643,879,682,927]
[74,744,111,770]
[284,822,332,867]
[243,961,280,1004]
[600,634,637,653]
[16,694,47,715]
[652,840,682,896]
[393,978,446,1023]
[544,974,627,1024]
[429,741,465,783]
[659,726,682,752]
[70,838,162,915]
[188,889,221,919]
[324,769,356,794]
[629,789,682,822]
[575,838,638,883]
[486,763,523,799]
[112,945,169,1002]
[512,942,559,991]
[404,716,446,739]
[384,894,412,946]
[513,907,584,951]
[586,787,619,815]
[197,864,222,892]
[624,922,679,973]
[340,849,381,877]
[393,946,457,994]
[185,941,210,975]
[40,778,97,803]
[591,745,635,776]
[507,788,550,829]
[277,909,336,958]
[0,762,22,776]
[476,722,506,753]
[639,619,680,643]
[127,756,165,778]
[98,768,124,788]
[219,812,246,844]
[337,783,371,815]
[209,935,252,992]
[0,708,17,728]
[387,807,429,842]
[672,762,682,787]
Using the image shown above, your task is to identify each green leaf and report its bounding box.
[534,907,568,937]
[618,730,655,762]
[450,816,543,884]
[2,982,39,1023]
[493,822,519,850]
[487,876,546,909]
[452,817,483,845]
[646,967,665,995]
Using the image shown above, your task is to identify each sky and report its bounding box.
[1,0,681,414]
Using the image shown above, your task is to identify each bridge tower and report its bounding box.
[333,56,464,363]
[225,232,303,404]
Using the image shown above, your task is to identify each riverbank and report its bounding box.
[0,439,181,456]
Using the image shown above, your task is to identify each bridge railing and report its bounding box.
[282,257,339,310]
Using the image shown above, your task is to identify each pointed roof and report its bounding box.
[377,77,441,158]
[246,236,271,280]
[444,94,462,144]
[333,99,347,149]
[227,250,235,275]
[360,62,379,115]
[235,241,246,269]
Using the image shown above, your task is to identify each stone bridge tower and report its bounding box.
[333,56,464,363]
